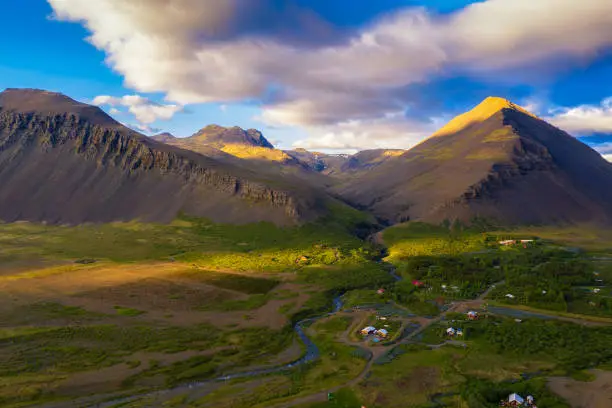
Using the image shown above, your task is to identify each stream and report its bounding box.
[89,248,398,407]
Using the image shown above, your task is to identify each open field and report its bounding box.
[3,219,612,407]
[0,215,384,408]
[548,370,612,408]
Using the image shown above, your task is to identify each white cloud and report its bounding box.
[543,97,612,135]
[292,115,442,151]
[603,154,612,162]
[49,0,612,149]
[92,94,184,125]
[108,107,121,115]
[220,104,228,113]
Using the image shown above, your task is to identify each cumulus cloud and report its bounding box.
[49,0,612,149]
[92,94,184,125]
[292,115,443,151]
[543,97,612,135]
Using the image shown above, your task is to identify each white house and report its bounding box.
[509,393,525,405]
[506,294,515,299]
[456,329,464,336]
[446,327,456,336]
[594,288,601,294]
[377,329,388,338]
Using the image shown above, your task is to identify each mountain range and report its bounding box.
[1,88,611,227]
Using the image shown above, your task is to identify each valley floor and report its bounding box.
[2,220,612,407]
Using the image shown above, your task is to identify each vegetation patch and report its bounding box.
[114,306,146,316]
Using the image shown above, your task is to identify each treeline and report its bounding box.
[470,319,612,371]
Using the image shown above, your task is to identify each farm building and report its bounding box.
[499,240,516,246]
[376,329,388,338]
[446,327,456,336]
[467,311,478,320]
[377,288,385,295]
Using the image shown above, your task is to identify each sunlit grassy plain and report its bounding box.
[2,216,612,407]
[0,209,392,407]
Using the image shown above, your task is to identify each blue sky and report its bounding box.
[1,0,611,156]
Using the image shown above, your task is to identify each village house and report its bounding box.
[499,240,516,246]
[376,288,385,295]
[467,311,478,320]
[500,393,537,407]
[376,329,388,338]
[446,327,456,336]
[360,326,376,335]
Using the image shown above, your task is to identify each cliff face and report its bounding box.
[337,98,612,226]
[0,90,330,225]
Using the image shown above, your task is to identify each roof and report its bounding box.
[509,393,524,403]
[377,329,388,334]
[362,326,376,331]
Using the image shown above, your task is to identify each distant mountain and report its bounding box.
[150,125,304,163]
[0,88,342,225]
[285,148,404,176]
[151,132,177,143]
[337,97,612,225]
[190,125,274,148]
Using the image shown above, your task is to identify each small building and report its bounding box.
[361,326,377,335]
[520,240,534,244]
[377,329,388,338]
[412,280,424,287]
[377,288,385,295]
[467,311,478,320]
[542,290,547,294]
[508,393,525,406]
[456,329,464,336]
[499,240,516,246]
[446,327,456,336]
[593,288,601,294]
[506,293,515,299]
